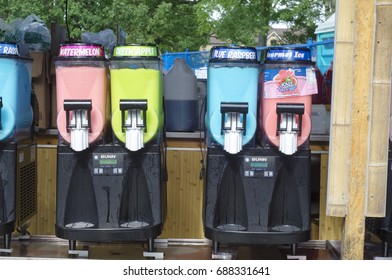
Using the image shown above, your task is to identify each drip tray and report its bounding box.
[65,222,95,229]
[216,224,246,231]
[271,225,301,232]
[120,221,149,229]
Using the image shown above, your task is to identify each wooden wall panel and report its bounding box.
[160,143,205,239]
[28,145,57,235]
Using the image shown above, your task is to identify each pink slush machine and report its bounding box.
[54,43,112,256]
[258,46,317,254]
[0,42,37,254]
[259,47,316,154]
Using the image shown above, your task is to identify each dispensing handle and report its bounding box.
[220,102,248,135]
[119,99,148,132]
[63,99,92,132]
[0,97,2,130]
[276,103,304,136]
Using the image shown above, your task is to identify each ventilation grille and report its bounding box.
[17,161,37,225]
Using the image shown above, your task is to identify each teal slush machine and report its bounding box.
[203,46,259,253]
[0,42,37,254]
[205,46,258,154]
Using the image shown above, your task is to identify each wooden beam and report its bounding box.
[341,0,375,260]
[366,1,392,217]
[326,0,355,217]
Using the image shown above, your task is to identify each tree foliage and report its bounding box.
[0,0,208,52]
[196,0,277,46]
[275,0,336,44]
[0,0,334,52]
[196,0,335,46]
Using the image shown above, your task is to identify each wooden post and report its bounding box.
[341,0,374,260]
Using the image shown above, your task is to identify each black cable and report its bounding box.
[199,94,206,180]
[65,0,70,41]
[162,96,168,183]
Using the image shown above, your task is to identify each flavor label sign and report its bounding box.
[0,43,19,56]
[210,47,257,61]
[263,67,317,98]
[265,48,311,62]
[59,44,104,57]
[113,45,158,57]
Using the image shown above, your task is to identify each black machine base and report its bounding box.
[0,221,13,252]
[381,229,392,257]
[0,141,37,252]
[55,144,166,253]
[204,146,311,252]
[378,146,392,257]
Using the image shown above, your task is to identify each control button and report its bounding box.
[244,171,249,177]
[264,171,269,177]
[249,171,254,177]
[269,171,273,177]
[118,168,123,174]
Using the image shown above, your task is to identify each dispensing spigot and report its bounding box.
[220,102,248,154]
[64,99,92,152]
[120,99,148,151]
[276,103,305,155]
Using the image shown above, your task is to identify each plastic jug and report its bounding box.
[164,58,198,132]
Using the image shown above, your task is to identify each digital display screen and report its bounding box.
[250,162,268,168]
[99,159,118,165]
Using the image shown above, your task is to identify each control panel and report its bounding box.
[92,153,125,176]
[243,156,275,178]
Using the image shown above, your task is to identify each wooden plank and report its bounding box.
[366,3,392,216]
[327,125,351,216]
[326,1,355,217]
[342,0,374,260]
[319,154,344,240]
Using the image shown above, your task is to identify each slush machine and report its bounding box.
[109,44,166,254]
[0,42,37,254]
[55,43,111,255]
[203,46,316,257]
[55,43,165,257]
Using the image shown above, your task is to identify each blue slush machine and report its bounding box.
[0,42,37,254]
